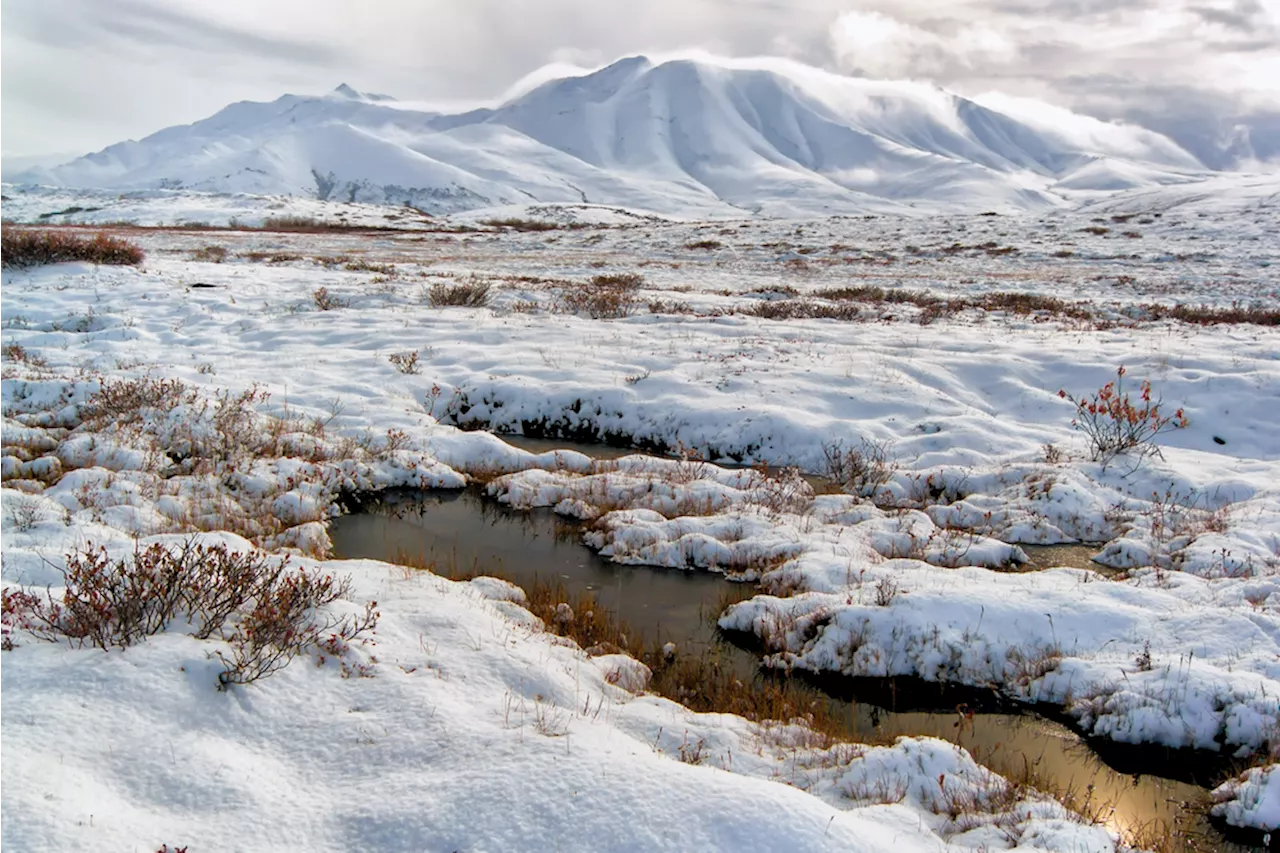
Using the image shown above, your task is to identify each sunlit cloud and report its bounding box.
[1,0,1275,167]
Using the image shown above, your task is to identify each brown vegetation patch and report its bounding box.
[1,228,145,269]
[1141,302,1280,327]
[481,217,588,232]
[558,273,644,319]
[241,251,304,264]
[748,300,863,321]
[813,285,1094,323]
[190,245,228,263]
[429,280,492,307]
[1,539,378,686]
[256,215,395,233]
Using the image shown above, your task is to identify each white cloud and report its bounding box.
[827,11,1018,79]
[1,0,1276,166]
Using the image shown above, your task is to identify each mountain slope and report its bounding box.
[14,57,1213,216]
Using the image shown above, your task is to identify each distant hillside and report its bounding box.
[11,56,1217,217]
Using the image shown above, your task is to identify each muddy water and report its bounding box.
[1020,543,1109,572]
[330,487,1257,852]
[497,434,644,461]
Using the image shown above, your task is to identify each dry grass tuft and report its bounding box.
[557,273,644,319]
[522,576,844,739]
[429,280,491,307]
[190,245,228,263]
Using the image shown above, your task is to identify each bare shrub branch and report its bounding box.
[3,540,377,687]
[2,588,48,649]
[312,286,349,311]
[388,351,422,374]
[822,438,897,497]
[80,376,198,428]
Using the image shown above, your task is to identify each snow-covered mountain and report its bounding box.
[11,56,1216,216]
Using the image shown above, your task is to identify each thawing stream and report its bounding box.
[329,484,1258,851]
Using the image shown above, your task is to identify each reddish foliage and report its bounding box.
[1,228,144,269]
[1058,366,1188,467]
[2,588,44,650]
[3,540,378,687]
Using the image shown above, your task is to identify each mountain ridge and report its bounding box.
[10,55,1218,217]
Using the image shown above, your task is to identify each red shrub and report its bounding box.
[1059,366,1187,467]
[1,228,144,269]
[3,540,377,687]
[2,588,44,650]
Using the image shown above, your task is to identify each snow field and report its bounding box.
[3,196,1279,839]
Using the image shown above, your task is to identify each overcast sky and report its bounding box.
[3,0,1278,167]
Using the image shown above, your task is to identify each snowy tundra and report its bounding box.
[2,179,1279,849]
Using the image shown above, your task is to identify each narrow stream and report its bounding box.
[330,486,1259,852]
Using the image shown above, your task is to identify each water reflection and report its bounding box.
[329,487,1258,852]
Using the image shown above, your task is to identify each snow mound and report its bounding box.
[1080,170,1280,215]
[1212,763,1280,831]
[1051,157,1201,192]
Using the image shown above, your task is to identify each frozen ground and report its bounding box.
[3,188,1279,843]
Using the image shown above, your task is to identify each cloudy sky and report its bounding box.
[3,0,1278,167]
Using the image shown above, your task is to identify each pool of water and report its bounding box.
[329,486,1258,851]
[498,433,644,461]
[1018,543,1111,572]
